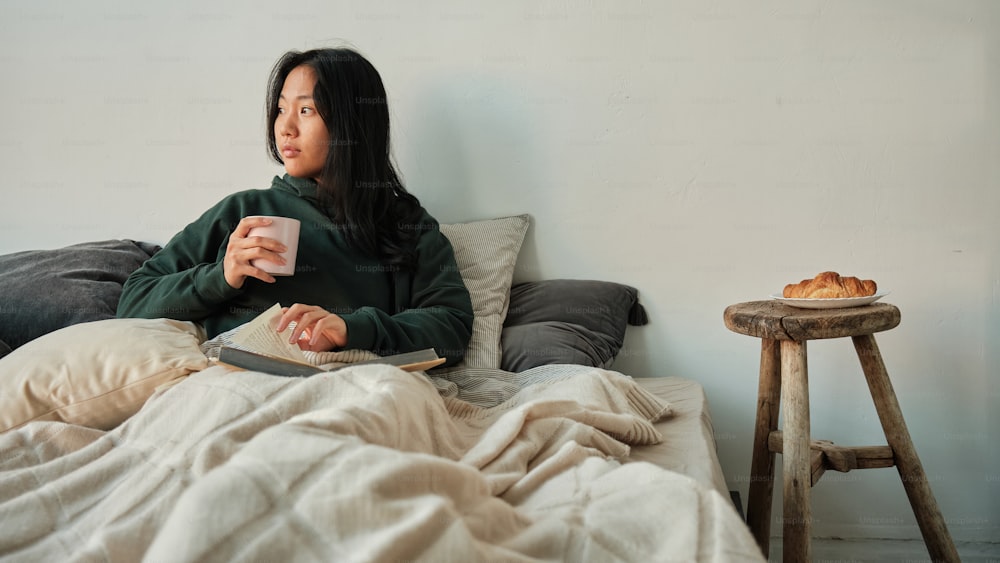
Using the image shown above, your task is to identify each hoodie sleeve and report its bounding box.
[117,199,242,322]
[338,220,474,366]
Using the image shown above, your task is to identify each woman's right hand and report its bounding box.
[223,217,288,289]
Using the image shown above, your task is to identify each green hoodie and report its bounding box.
[117,175,474,365]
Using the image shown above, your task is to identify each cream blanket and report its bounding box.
[0,365,762,562]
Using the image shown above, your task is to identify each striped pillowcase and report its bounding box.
[440,215,530,369]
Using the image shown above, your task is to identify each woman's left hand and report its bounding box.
[276,304,348,352]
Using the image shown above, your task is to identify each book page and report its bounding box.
[230,303,310,365]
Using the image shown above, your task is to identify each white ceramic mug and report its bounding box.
[246,216,301,276]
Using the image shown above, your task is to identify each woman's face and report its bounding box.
[274,65,330,181]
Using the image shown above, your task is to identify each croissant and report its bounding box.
[783,271,877,299]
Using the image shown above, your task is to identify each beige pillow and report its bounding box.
[0,318,208,432]
[440,214,530,368]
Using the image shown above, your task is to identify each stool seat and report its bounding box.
[724,300,900,341]
[724,300,958,563]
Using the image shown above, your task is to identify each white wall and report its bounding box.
[2,0,997,543]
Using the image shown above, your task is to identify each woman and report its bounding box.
[117,48,474,365]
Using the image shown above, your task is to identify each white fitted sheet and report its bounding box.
[629,377,730,498]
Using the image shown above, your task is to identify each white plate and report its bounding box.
[769,291,890,309]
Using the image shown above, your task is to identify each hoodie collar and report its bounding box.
[271,174,320,203]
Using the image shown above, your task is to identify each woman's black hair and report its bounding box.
[265,47,422,271]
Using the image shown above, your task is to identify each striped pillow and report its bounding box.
[440,215,530,368]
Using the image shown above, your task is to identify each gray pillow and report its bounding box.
[500,279,647,372]
[0,339,10,361]
[0,239,160,351]
[501,321,618,372]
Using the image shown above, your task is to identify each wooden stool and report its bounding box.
[723,301,959,563]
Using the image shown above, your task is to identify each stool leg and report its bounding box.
[852,334,960,563]
[747,338,781,555]
[780,339,811,563]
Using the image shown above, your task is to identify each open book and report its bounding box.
[214,303,446,377]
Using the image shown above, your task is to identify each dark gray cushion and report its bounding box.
[0,339,10,360]
[0,239,160,351]
[500,279,647,372]
[501,321,618,372]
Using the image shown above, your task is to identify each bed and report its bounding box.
[0,216,763,562]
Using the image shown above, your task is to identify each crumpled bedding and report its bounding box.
[0,363,763,562]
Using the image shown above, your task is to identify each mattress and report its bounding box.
[630,377,730,498]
